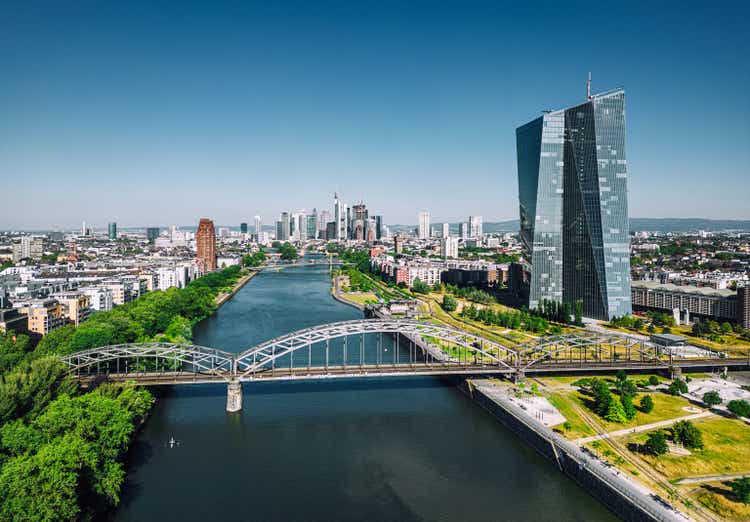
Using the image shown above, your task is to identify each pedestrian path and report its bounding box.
[574,411,713,444]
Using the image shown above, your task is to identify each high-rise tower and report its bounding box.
[516,84,631,320]
[196,218,217,272]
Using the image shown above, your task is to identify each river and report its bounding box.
[113,264,616,521]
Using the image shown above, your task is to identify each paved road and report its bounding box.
[574,411,713,444]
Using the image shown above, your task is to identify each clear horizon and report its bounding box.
[2,0,748,229]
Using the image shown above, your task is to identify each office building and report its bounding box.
[516,83,631,320]
[418,212,431,239]
[469,216,482,238]
[442,223,450,239]
[107,222,117,240]
[307,211,318,240]
[334,193,347,241]
[240,222,248,234]
[441,237,459,259]
[146,227,160,243]
[196,218,217,272]
[319,210,331,234]
[374,215,383,240]
[459,222,468,240]
[254,215,263,236]
[325,221,337,241]
[738,286,750,330]
[280,212,290,241]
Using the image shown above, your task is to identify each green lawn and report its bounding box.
[625,417,750,479]
[547,393,595,439]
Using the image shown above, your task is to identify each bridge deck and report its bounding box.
[73,358,749,386]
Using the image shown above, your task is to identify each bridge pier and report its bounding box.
[670,366,683,380]
[226,381,243,413]
[513,371,526,385]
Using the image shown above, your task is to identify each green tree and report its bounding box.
[411,278,431,294]
[720,322,733,334]
[648,375,660,386]
[644,431,668,456]
[730,477,750,504]
[441,295,458,312]
[671,420,703,449]
[702,390,722,407]
[605,396,628,423]
[621,394,637,420]
[727,399,750,418]
[667,378,688,396]
[640,395,654,413]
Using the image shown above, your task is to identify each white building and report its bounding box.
[441,237,459,259]
[441,223,450,239]
[254,215,263,236]
[80,286,114,312]
[418,212,431,239]
[459,222,468,240]
[469,216,483,238]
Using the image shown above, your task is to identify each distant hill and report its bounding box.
[389,218,750,235]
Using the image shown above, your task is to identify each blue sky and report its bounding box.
[1,0,748,229]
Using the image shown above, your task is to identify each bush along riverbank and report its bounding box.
[0,265,243,521]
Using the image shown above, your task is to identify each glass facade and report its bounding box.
[516,89,631,320]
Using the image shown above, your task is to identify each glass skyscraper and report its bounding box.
[516,88,631,320]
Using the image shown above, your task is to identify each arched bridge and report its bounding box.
[60,319,746,412]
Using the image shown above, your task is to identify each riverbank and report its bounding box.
[214,269,259,307]
[460,378,691,522]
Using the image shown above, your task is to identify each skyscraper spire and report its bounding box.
[587,72,592,100]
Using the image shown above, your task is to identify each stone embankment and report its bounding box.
[461,379,692,522]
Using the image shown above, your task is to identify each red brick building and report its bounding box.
[197,218,216,272]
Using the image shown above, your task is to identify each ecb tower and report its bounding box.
[516,82,631,320]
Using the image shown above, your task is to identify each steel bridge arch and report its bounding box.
[60,343,236,381]
[235,319,518,378]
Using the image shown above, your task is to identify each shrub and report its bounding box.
[640,395,654,413]
[441,295,458,312]
[667,378,688,396]
[701,391,722,407]
[648,375,660,386]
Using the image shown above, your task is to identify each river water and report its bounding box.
[114,264,616,521]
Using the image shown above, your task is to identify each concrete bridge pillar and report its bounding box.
[226,381,243,413]
[670,366,683,380]
[514,371,526,385]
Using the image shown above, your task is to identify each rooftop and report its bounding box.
[632,280,736,298]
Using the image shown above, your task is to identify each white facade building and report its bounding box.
[441,237,459,259]
[469,216,483,238]
[418,212,431,239]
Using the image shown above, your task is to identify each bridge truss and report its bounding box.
[59,319,738,387]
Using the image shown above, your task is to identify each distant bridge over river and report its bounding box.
[60,319,749,411]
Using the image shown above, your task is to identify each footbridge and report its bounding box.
[60,319,748,412]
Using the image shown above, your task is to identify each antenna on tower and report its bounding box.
[587,72,592,100]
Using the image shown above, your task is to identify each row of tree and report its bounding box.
[532,298,583,326]
[460,303,552,334]
[0,265,243,520]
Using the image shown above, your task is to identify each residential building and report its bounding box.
[108,222,117,240]
[442,223,450,239]
[12,237,43,262]
[196,218,217,272]
[81,286,114,312]
[52,292,91,326]
[394,235,404,255]
[441,237,459,259]
[516,85,631,320]
[0,308,28,335]
[418,212,430,239]
[18,299,66,336]
[738,285,750,330]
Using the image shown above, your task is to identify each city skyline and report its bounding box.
[2,1,749,230]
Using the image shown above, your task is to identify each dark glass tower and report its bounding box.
[516,88,631,320]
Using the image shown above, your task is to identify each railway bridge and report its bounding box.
[60,319,748,412]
